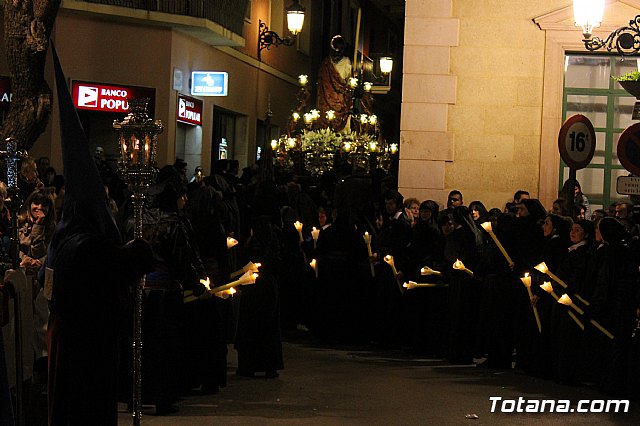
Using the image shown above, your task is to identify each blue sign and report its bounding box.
[191,71,228,96]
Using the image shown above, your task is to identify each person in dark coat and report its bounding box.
[442,206,483,364]
[590,217,639,395]
[552,220,594,384]
[235,184,284,377]
[46,46,153,425]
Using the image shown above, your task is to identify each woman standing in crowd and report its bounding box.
[18,189,56,383]
[561,179,591,219]
[553,220,595,384]
[403,197,420,227]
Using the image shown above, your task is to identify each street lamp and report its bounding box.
[379,56,394,74]
[258,0,306,60]
[573,0,640,56]
[113,98,163,426]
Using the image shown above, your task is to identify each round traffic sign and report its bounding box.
[617,122,640,176]
[558,114,596,170]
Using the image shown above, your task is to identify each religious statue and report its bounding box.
[316,35,353,131]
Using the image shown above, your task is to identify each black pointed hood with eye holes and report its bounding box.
[46,43,122,265]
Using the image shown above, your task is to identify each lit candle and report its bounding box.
[480,222,514,268]
[360,114,368,124]
[294,221,304,242]
[309,258,318,279]
[292,112,300,122]
[540,281,585,330]
[520,273,542,333]
[404,281,418,290]
[420,266,442,276]
[368,141,377,152]
[558,294,584,315]
[304,113,313,124]
[383,255,398,276]
[227,237,238,249]
[363,81,373,92]
[348,77,358,88]
[298,74,308,86]
[343,141,352,152]
[199,276,211,291]
[363,232,375,277]
[287,138,296,148]
[404,281,443,290]
[144,136,150,163]
[230,261,262,279]
[325,110,335,122]
[311,227,320,244]
[214,287,237,299]
[132,137,140,163]
[534,262,567,289]
[271,139,278,150]
[210,271,258,294]
[390,143,398,154]
[368,115,377,125]
[557,294,614,339]
[452,259,474,277]
[383,254,404,294]
[539,281,558,300]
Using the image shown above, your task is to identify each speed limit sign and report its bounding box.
[558,114,596,170]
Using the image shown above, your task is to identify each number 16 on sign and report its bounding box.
[558,114,596,214]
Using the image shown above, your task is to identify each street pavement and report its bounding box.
[117,335,640,425]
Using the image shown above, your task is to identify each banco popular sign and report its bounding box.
[71,80,156,114]
[177,94,202,126]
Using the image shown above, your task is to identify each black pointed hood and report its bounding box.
[49,42,121,246]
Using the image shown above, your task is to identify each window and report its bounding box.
[561,55,636,209]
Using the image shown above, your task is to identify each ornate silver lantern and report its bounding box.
[113,99,163,425]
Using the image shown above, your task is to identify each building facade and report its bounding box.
[399,0,640,210]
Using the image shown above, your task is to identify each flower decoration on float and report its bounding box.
[271,71,398,177]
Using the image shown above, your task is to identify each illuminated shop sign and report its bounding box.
[177,94,203,126]
[71,80,156,114]
[191,71,228,96]
[0,76,12,109]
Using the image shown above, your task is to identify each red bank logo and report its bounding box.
[176,94,202,126]
[77,86,98,108]
[71,81,155,114]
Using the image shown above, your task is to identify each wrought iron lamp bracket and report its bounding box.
[258,20,297,60]
[584,15,640,56]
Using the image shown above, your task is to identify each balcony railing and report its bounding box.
[79,0,247,35]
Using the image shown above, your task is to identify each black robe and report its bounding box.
[48,234,151,425]
[234,217,284,374]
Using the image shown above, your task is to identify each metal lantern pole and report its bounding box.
[113,99,163,426]
[1,137,28,426]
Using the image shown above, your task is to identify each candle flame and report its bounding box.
[294,221,303,231]
[453,259,465,270]
[383,255,393,264]
[228,287,237,296]
[309,259,317,269]
[199,277,211,291]
[227,237,238,248]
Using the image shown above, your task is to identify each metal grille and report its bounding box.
[79,0,247,35]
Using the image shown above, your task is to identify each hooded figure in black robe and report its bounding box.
[45,45,153,425]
